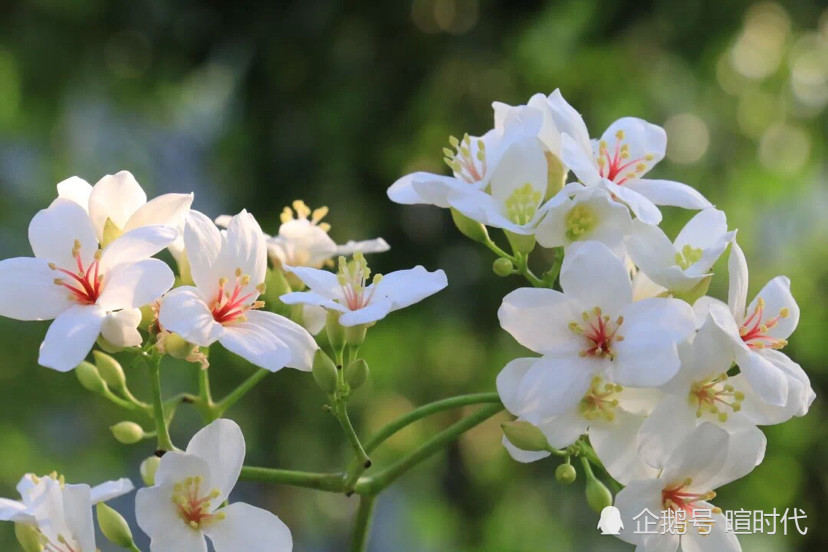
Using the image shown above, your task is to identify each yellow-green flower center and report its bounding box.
[564,204,596,241]
[688,372,745,422]
[578,376,623,421]
[505,183,542,225]
[674,244,703,270]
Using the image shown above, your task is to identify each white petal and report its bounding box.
[243,310,317,371]
[590,410,658,485]
[674,209,728,251]
[206,502,292,552]
[603,118,667,170]
[89,478,134,504]
[60,484,97,552]
[219,323,292,372]
[536,409,588,449]
[488,137,548,207]
[560,241,632,316]
[372,266,448,310]
[186,419,245,505]
[623,179,712,210]
[603,180,663,225]
[561,133,602,186]
[159,286,224,347]
[339,299,393,326]
[98,259,174,311]
[125,193,194,233]
[611,335,681,388]
[661,423,729,490]
[0,257,74,320]
[749,276,799,340]
[38,305,105,372]
[625,220,688,290]
[706,417,766,489]
[637,395,698,470]
[99,225,179,273]
[100,308,143,348]
[136,485,208,552]
[335,237,390,256]
[546,89,592,151]
[388,172,463,207]
[614,479,665,545]
[154,451,212,488]
[496,357,537,414]
[279,290,344,312]
[56,176,93,210]
[89,171,147,238]
[727,240,749,320]
[498,288,581,356]
[283,266,342,299]
[516,355,597,423]
[620,296,696,345]
[736,350,788,407]
[501,434,551,463]
[184,210,224,300]
[680,509,741,552]
[301,304,327,335]
[216,210,268,291]
[29,199,99,269]
[447,187,528,233]
[0,499,29,522]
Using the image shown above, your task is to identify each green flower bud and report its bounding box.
[345,358,369,390]
[75,361,108,395]
[96,502,135,548]
[312,350,339,395]
[450,208,489,243]
[93,351,126,390]
[326,310,346,353]
[501,421,550,452]
[555,463,577,485]
[140,456,161,486]
[164,332,196,360]
[138,304,155,332]
[110,421,145,445]
[345,324,367,347]
[14,522,42,552]
[586,476,613,513]
[264,268,292,315]
[493,257,514,277]
[505,231,536,254]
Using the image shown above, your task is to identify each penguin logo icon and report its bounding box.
[597,506,624,535]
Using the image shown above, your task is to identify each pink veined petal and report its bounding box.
[219,322,292,372]
[97,258,175,311]
[0,257,75,321]
[125,192,194,233]
[159,286,224,347]
[29,199,99,269]
[99,225,178,273]
[186,419,245,506]
[38,305,105,372]
[88,171,147,239]
[55,176,93,211]
[243,310,317,371]
[205,502,292,552]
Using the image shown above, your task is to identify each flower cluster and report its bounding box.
[390,90,815,552]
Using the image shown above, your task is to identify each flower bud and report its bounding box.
[345,358,369,390]
[555,463,577,485]
[326,310,346,353]
[96,502,135,548]
[93,351,126,390]
[264,268,292,313]
[492,257,514,277]
[312,350,339,395]
[586,476,613,513]
[110,421,145,445]
[450,208,489,243]
[505,231,536,254]
[164,332,196,360]
[75,361,108,395]
[501,421,550,452]
[14,522,42,552]
[345,324,367,347]
[140,456,161,486]
[139,304,155,332]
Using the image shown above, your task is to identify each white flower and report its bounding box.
[0,474,134,552]
[0,473,133,524]
[0,200,177,371]
[615,423,759,552]
[56,171,193,244]
[498,241,695,422]
[636,315,768,473]
[542,91,711,224]
[626,208,736,292]
[136,419,292,552]
[535,184,632,254]
[497,357,659,484]
[159,210,317,372]
[280,252,447,327]
[701,241,814,410]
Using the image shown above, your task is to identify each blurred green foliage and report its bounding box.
[0,0,825,550]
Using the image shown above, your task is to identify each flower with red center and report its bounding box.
[614,424,754,552]
[136,419,293,552]
[159,210,317,373]
[498,241,695,424]
[0,199,177,371]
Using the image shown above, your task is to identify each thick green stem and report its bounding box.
[212,368,271,418]
[198,368,214,405]
[240,467,346,493]
[355,403,503,495]
[147,355,175,452]
[349,494,377,552]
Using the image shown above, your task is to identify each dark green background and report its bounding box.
[0,0,825,550]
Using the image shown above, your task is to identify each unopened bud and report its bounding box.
[110,422,144,445]
[164,333,195,360]
[265,267,292,311]
[501,421,550,452]
[345,359,369,390]
[493,257,514,277]
[450,208,489,243]
[14,523,42,552]
[312,350,339,395]
[140,456,161,486]
[586,476,613,513]
[326,310,346,353]
[75,361,108,395]
[96,502,135,548]
[344,324,367,347]
[555,463,577,485]
[93,351,126,390]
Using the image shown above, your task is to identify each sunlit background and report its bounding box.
[0,0,825,550]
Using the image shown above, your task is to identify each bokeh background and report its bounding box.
[0,0,826,550]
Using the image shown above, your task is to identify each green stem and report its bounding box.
[147,355,175,452]
[483,238,515,261]
[212,368,271,418]
[349,494,377,552]
[239,467,346,493]
[514,252,544,287]
[198,368,214,406]
[335,400,371,469]
[355,403,503,495]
